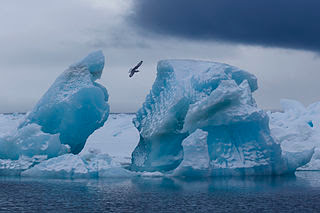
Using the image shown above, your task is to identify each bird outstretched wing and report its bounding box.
[132,61,143,70]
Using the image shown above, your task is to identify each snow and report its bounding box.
[20,50,109,154]
[80,113,139,165]
[131,59,312,175]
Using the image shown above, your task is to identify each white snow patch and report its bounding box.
[80,113,139,165]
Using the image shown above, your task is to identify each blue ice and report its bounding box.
[19,50,110,154]
[131,59,313,175]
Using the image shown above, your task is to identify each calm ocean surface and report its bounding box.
[0,171,320,212]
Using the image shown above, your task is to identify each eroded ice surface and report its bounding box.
[173,129,210,177]
[269,99,320,170]
[20,51,109,154]
[0,51,109,174]
[132,60,312,175]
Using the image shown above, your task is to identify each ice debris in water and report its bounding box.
[22,153,134,179]
[131,59,313,175]
[0,155,48,176]
[19,50,109,154]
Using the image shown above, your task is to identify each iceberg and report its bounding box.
[269,99,320,170]
[0,51,109,176]
[131,59,312,175]
[20,50,109,154]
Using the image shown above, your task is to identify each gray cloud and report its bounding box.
[130,0,320,51]
[0,0,139,112]
[0,0,238,113]
[0,0,320,114]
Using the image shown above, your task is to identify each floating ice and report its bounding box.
[22,153,134,178]
[0,155,47,176]
[20,51,109,154]
[131,60,312,175]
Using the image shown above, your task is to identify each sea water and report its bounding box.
[0,171,320,212]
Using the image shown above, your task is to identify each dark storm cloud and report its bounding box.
[130,0,320,51]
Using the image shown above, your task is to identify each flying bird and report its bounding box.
[129,61,143,77]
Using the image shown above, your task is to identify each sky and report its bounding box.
[0,0,319,113]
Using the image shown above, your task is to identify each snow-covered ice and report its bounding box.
[269,99,320,170]
[81,113,139,165]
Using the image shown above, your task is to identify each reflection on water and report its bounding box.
[0,172,320,212]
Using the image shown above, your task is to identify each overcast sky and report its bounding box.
[0,0,319,113]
